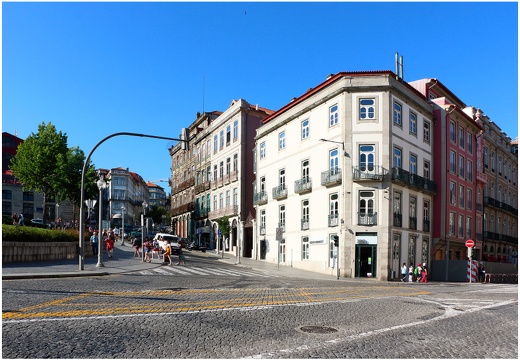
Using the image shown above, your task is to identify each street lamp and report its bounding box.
[96,174,107,268]
[142,200,148,262]
[85,199,97,230]
[121,206,126,246]
[55,203,60,229]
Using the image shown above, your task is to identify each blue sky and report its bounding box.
[3,2,518,188]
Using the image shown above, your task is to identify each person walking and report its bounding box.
[400,263,408,282]
[408,264,414,282]
[152,238,161,260]
[420,264,428,283]
[12,213,18,225]
[162,239,172,265]
[176,241,186,266]
[143,237,152,263]
[132,237,141,257]
[478,263,486,283]
[90,231,99,256]
[105,232,115,258]
[18,213,24,225]
[414,263,422,282]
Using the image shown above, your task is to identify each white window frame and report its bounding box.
[409,112,417,135]
[301,119,309,139]
[329,104,338,127]
[393,101,402,126]
[360,98,376,120]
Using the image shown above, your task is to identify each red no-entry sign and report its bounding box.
[465,239,475,248]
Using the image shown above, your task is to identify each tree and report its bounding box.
[9,122,97,222]
[214,216,231,241]
[147,204,168,227]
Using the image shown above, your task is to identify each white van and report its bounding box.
[153,233,180,254]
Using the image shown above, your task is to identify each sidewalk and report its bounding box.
[2,242,339,281]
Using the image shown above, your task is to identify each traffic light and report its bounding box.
[333,235,339,247]
[180,127,189,151]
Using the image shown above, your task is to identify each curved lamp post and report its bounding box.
[96,174,107,268]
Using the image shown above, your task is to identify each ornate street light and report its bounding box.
[96,174,107,268]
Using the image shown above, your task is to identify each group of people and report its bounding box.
[132,237,187,266]
[401,262,428,283]
[12,213,23,225]
[89,229,116,258]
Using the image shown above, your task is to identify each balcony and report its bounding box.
[423,219,430,232]
[301,218,310,230]
[409,216,417,230]
[272,184,288,200]
[352,165,387,181]
[321,168,342,186]
[208,205,238,219]
[294,178,312,194]
[391,167,436,194]
[328,214,339,227]
[253,191,268,205]
[393,213,402,227]
[230,170,238,182]
[358,212,377,226]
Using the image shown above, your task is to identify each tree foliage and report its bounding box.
[148,204,168,226]
[9,122,97,221]
[214,216,231,237]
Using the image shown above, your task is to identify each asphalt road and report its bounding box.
[2,258,517,359]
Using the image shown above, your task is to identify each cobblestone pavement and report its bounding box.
[2,265,517,359]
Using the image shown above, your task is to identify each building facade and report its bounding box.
[254,71,435,280]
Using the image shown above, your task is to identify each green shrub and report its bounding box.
[3,215,13,224]
[2,224,82,243]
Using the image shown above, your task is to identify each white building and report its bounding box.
[254,71,435,280]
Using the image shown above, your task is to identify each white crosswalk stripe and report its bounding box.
[138,265,274,278]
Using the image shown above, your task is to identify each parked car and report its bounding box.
[153,233,181,255]
[30,219,50,228]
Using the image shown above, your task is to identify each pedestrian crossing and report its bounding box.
[138,265,277,278]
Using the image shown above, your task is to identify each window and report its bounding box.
[450,181,456,205]
[260,209,266,228]
[233,120,239,140]
[301,119,309,139]
[393,102,402,126]
[3,190,12,200]
[410,154,417,174]
[459,185,465,208]
[459,126,464,149]
[359,145,375,172]
[466,217,472,239]
[423,120,430,143]
[213,135,218,153]
[498,156,502,175]
[302,237,309,260]
[233,188,238,205]
[423,201,430,231]
[260,142,266,159]
[219,193,224,209]
[329,104,338,126]
[449,212,455,235]
[279,131,285,150]
[226,125,231,145]
[360,98,376,120]
[450,120,456,142]
[330,149,339,172]
[260,176,266,193]
[219,130,224,149]
[279,205,286,229]
[491,152,495,171]
[359,191,375,225]
[3,201,12,216]
[329,193,339,221]
[226,190,230,207]
[302,199,310,230]
[219,161,224,178]
[302,159,310,181]
[213,195,217,211]
[467,160,473,181]
[279,168,286,188]
[424,160,431,180]
[483,147,488,168]
[467,188,473,210]
[233,153,238,171]
[23,191,34,201]
[450,151,456,173]
[409,112,417,135]
[467,132,473,154]
[459,155,464,177]
[409,196,417,229]
[458,214,464,237]
[226,158,231,174]
[394,147,402,168]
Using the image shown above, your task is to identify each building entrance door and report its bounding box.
[356,245,377,277]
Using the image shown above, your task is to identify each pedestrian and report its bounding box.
[143,237,152,263]
[12,213,18,225]
[114,227,120,240]
[400,262,408,282]
[162,239,172,265]
[90,231,99,256]
[18,213,24,225]
[152,238,161,260]
[478,263,486,283]
[408,264,414,282]
[132,237,142,257]
[105,232,115,258]
[414,263,422,282]
[176,241,186,266]
[420,263,428,283]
